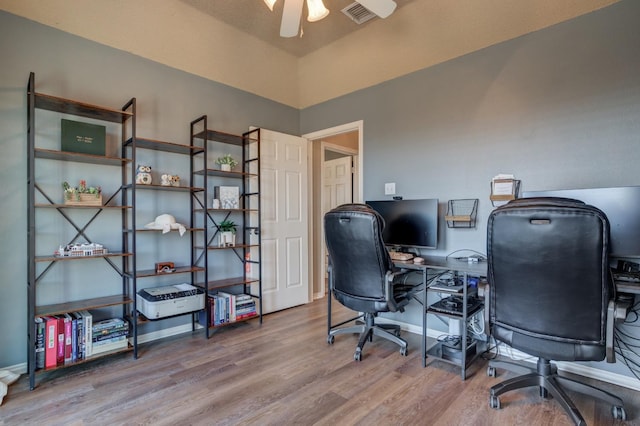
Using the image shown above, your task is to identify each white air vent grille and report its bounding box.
[341,2,377,25]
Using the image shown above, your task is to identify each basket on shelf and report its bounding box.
[62,180,102,206]
[63,193,103,206]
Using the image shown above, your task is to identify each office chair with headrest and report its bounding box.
[486,197,626,425]
[324,203,415,361]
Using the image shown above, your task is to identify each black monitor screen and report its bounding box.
[523,186,640,258]
[366,199,439,250]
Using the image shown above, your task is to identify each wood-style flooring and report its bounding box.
[1,299,638,425]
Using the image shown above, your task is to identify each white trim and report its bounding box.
[381,322,640,392]
[303,120,364,300]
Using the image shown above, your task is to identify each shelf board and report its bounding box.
[35,203,131,209]
[35,252,132,262]
[124,137,205,155]
[192,129,250,145]
[426,303,484,319]
[202,244,259,251]
[194,169,258,178]
[35,295,133,317]
[135,227,205,233]
[35,148,130,166]
[195,208,258,213]
[207,312,259,329]
[32,92,133,123]
[127,183,204,192]
[135,265,205,278]
[195,277,260,291]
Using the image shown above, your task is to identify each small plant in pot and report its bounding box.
[217,219,237,247]
[215,154,238,172]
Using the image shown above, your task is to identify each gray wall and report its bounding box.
[301,0,640,378]
[0,11,299,368]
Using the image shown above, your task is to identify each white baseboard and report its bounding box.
[375,318,640,392]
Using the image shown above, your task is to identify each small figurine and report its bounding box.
[160,174,180,187]
[136,165,152,185]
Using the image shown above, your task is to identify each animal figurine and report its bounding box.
[161,174,180,187]
[136,165,152,185]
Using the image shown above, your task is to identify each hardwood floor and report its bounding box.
[2,300,638,425]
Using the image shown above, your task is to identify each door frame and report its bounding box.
[303,120,364,299]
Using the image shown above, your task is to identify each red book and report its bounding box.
[44,316,58,369]
[63,313,73,364]
[56,316,65,366]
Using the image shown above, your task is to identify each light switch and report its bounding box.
[384,183,396,195]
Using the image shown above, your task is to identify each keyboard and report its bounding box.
[389,251,414,261]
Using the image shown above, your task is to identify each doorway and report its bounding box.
[303,121,363,300]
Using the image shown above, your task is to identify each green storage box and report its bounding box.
[61,119,106,155]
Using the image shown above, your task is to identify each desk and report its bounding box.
[395,256,487,379]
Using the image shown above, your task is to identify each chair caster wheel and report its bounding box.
[489,395,501,410]
[487,366,496,377]
[354,350,362,361]
[400,347,408,356]
[327,335,335,344]
[612,405,626,421]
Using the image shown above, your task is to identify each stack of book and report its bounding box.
[35,310,93,370]
[92,318,129,355]
[200,292,257,327]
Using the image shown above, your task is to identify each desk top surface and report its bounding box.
[395,255,488,276]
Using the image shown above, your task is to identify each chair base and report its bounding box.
[488,358,626,425]
[328,312,407,361]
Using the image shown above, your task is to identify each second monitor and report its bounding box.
[366,198,439,250]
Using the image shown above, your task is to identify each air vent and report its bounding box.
[341,2,377,24]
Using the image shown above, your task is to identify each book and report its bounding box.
[63,313,73,364]
[218,292,236,322]
[79,310,93,357]
[91,336,128,355]
[70,313,78,362]
[72,312,84,360]
[56,316,65,366]
[34,317,45,370]
[94,330,128,342]
[92,317,127,332]
[44,316,58,369]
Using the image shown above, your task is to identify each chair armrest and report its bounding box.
[478,281,491,338]
[385,270,418,312]
[606,295,633,362]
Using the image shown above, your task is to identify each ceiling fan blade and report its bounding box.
[280,0,304,38]
[357,0,397,19]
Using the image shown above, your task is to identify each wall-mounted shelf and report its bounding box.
[445,199,478,228]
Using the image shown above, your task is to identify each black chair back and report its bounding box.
[487,197,611,361]
[324,204,396,313]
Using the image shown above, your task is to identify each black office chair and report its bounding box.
[486,197,626,425]
[324,203,415,361]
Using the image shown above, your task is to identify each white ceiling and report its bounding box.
[1,0,620,108]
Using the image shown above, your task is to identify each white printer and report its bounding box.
[137,283,204,319]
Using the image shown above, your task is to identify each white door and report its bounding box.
[323,156,353,213]
[259,129,310,313]
[322,156,353,281]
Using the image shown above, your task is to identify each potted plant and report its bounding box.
[215,154,238,172]
[62,180,102,206]
[218,219,237,247]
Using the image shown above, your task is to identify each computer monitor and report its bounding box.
[366,199,439,250]
[523,186,640,259]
